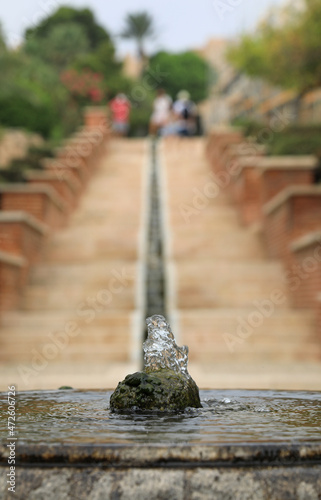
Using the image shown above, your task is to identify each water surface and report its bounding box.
[1,389,321,445]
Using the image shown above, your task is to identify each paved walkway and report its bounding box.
[1,137,321,390]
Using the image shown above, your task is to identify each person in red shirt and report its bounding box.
[109,93,131,136]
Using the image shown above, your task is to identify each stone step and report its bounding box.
[0,139,145,377]
[1,310,132,328]
[43,237,139,262]
[176,261,290,308]
[171,232,266,260]
[188,361,321,390]
[0,309,135,362]
[178,309,319,361]
[163,137,320,365]
[27,261,136,287]
[0,361,139,391]
[179,308,315,332]
[20,280,136,311]
[187,344,321,363]
[0,345,131,362]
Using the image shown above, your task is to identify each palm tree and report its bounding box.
[120,11,155,60]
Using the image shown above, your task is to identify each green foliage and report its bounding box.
[129,102,152,137]
[71,39,135,100]
[267,125,321,158]
[232,118,321,158]
[0,161,29,183]
[0,44,76,138]
[125,81,154,136]
[25,6,110,50]
[0,6,157,141]
[0,95,56,137]
[147,51,211,103]
[0,5,127,140]
[105,74,135,100]
[25,22,90,69]
[227,0,321,92]
[0,144,54,183]
[231,117,264,137]
[121,11,155,57]
[73,40,120,78]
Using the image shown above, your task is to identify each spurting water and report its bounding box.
[110,314,201,411]
[143,315,189,378]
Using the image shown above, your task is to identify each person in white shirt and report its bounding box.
[149,88,172,135]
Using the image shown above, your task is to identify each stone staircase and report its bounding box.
[1,137,321,391]
[162,138,321,388]
[0,139,145,390]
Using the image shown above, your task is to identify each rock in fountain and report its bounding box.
[110,314,201,411]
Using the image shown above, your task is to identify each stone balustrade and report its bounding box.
[24,170,79,211]
[0,108,110,311]
[263,185,321,260]
[206,128,321,336]
[0,250,26,310]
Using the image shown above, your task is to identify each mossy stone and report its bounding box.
[110,369,201,411]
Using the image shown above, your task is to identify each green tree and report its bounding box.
[25,6,110,49]
[72,40,134,98]
[73,39,120,78]
[23,5,127,97]
[227,0,321,93]
[120,11,155,59]
[0,24,80,138]
[0,50,68,137]
[25,22,90,69]
[147,51,211,102]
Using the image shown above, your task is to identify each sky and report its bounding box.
[0,0,285,55]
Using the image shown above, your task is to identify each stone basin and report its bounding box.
[0,389,321,499]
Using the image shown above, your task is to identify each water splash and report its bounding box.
[143,315,189,378]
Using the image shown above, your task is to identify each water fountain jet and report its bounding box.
[110,314,201,411]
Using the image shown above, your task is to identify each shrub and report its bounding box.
[0,144,54,183]
[0,96,56,138]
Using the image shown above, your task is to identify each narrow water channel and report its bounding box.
[144,139,167,338]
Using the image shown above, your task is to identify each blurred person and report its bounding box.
[149,88,172,136]
[172,90,197,137]
[109,93,131,136]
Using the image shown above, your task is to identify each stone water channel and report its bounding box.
[144,139,166,325]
